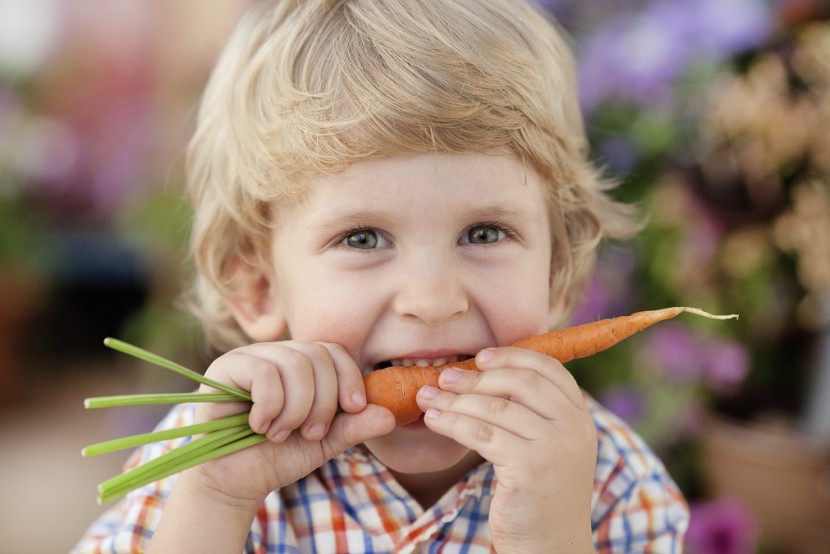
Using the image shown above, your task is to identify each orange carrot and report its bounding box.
[364,307,737,425]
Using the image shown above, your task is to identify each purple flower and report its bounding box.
[702,339,750,394]
[577,14,682,111]
[687,497,759,554]
[689,0,772,55]
[599,385,646,423]
[642,322,705,383]
[575,0,772,112]
[638,323,750,393]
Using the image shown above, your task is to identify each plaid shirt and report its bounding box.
[73,395,688,553]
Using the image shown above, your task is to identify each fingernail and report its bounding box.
[305,423,326,440]
[440,367,462,384]
[418,385,439,399]
[272,429,290,443]
[351,390,366,406]
[477,348,495,363]
[424,408,441,420]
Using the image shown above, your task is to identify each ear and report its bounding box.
[224,260,287,342]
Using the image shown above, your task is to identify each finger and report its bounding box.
[229,343,338,441]
[318,342,367,413]
[292,343,339,440]
[469,347,586,409]
[201,351,285,433]
[256,346,316,441]
[321,405,396,458]
[436,366,568,421]
[421,406,521,462]
[417,385,542,440]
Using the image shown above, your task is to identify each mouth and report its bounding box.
[371,355,473,372]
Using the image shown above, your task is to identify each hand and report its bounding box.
[416,347,597,553]
[186,341,396,508]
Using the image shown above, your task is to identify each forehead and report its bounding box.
[304,152,544,203]
[275,153,551,240]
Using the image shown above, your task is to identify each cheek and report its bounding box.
[486,268,552,344]
[494,304,550,345]
[280,273,378,349]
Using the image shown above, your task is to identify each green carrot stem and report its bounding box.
[103,338,252,401]
[99,427,247,494]
[98,428,266,504]
[97,425,253,502]
[84,391,243,409]
[82,413,251,457]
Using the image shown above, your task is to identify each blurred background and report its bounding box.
[1,0,828,552]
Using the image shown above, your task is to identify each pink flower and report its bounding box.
[686,497,759,554]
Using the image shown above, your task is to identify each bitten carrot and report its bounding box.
[364,307,738,425]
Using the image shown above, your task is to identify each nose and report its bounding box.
[392,256,469,326]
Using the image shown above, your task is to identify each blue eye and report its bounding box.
[465,225,503,244]
[345,229,379,249]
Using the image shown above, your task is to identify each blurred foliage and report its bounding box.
[554,1,830,516]
[0,1,242,365]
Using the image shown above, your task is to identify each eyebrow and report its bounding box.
[462,205,541,223]
[305,208,396,234]
[307,204,540,232]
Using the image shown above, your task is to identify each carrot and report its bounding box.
[364,307,738,425]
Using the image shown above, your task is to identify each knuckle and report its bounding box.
[514,368,543,389]
[541,356,566,375]
[320,342,347,357]
[277,407,309,429]
[306,342,332,362]
[473,421,496,444]
[486,396,511,416]
[247,358,281,384]
[280,346,309,367]
[204,352,237,377]
[546,357,576,384]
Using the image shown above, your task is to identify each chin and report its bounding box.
[362,423,475,475]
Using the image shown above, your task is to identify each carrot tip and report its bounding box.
[680,307,739,320]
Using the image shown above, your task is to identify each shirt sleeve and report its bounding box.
[71,405,195,554]
[587,396,690,553]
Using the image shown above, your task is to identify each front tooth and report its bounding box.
[410,357,450,367]
[387,356,463,368]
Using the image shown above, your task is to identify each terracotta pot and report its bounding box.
[699,414,830,554]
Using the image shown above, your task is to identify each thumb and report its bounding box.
[322,405,396,456]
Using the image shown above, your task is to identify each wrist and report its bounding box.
[547,529,595,554]
[146,469,262,553]
[176,468,264,516]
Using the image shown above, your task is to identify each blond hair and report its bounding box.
[186,0,640,351]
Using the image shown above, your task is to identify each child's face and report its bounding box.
[268,152,556,477]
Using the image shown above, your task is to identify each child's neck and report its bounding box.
[390,450,485,509]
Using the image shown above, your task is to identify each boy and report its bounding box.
[74,0,689,551]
